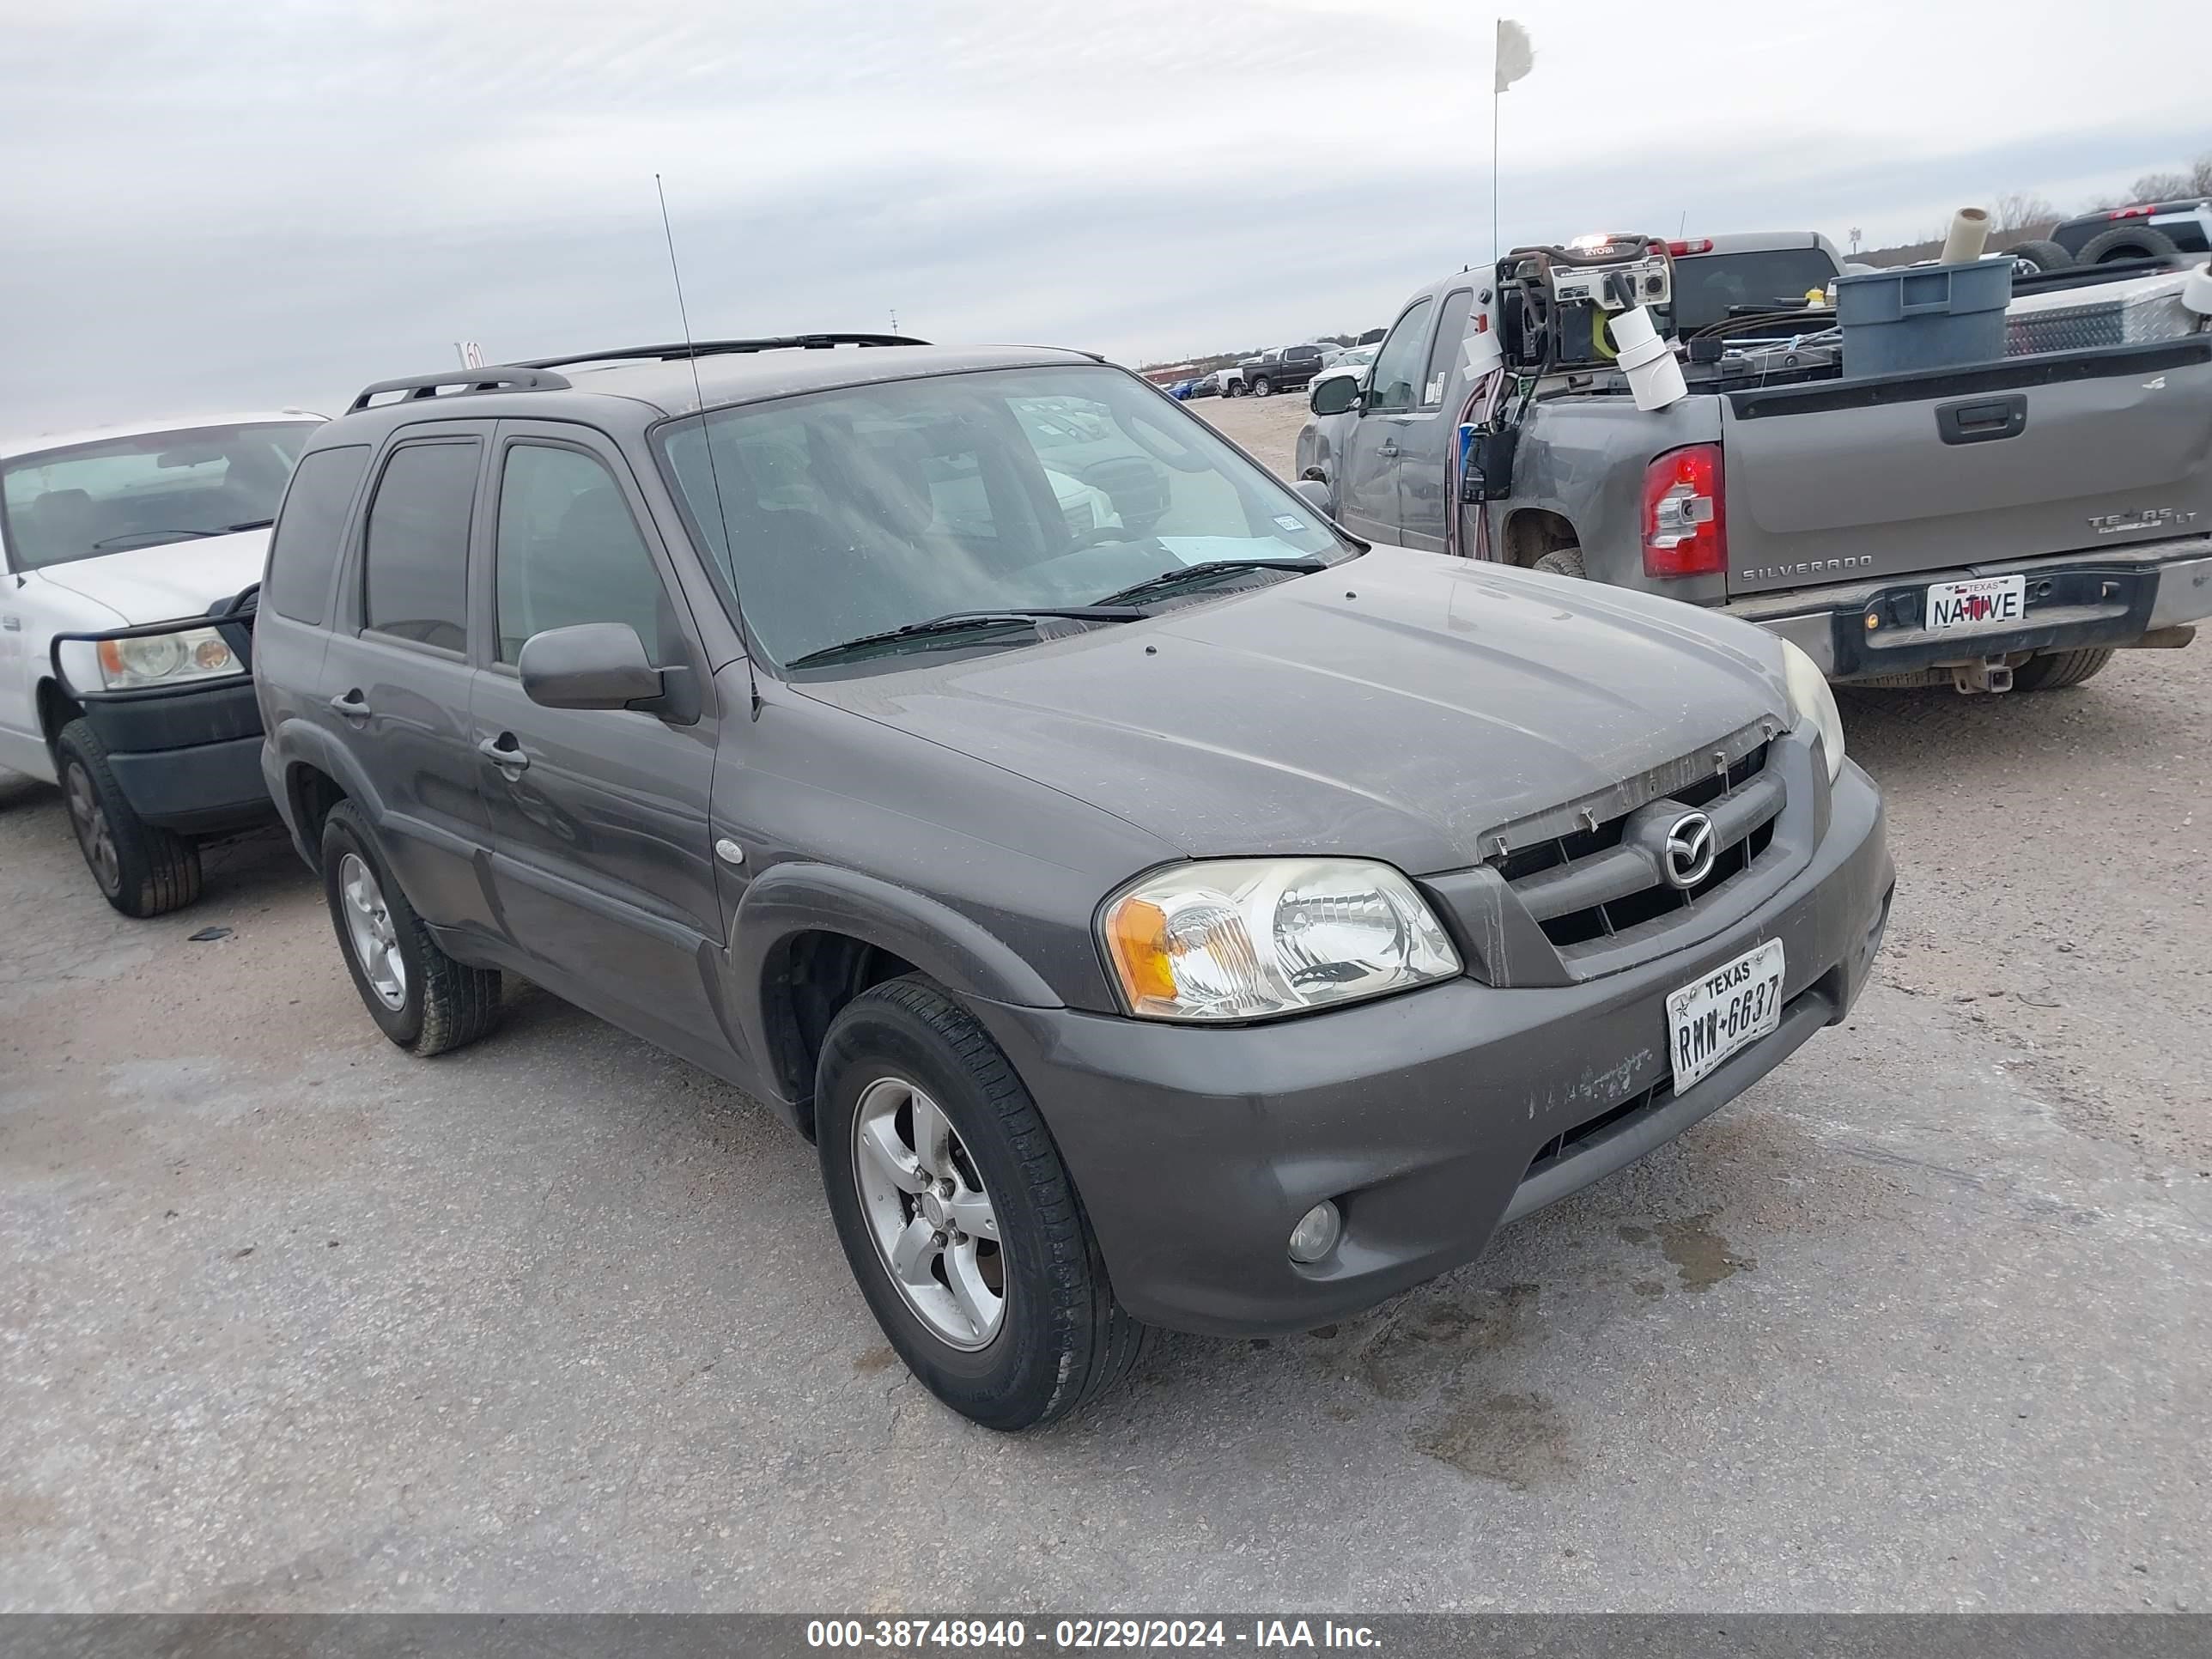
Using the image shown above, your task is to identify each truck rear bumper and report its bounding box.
[1722,538,2212,680]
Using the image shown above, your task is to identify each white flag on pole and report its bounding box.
[1494,19,1534,93]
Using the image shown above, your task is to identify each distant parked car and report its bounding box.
[1237,344,1330,398]
[2044,199,2212,266]
[1307,344,1379,406]
[1216,366,1248,398]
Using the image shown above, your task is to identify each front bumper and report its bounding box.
[972,761,1893,1336]
[79,679,274,834]
[1726,538,2212,681]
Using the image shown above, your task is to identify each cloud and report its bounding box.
[2,0,2205,430]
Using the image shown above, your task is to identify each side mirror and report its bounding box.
[517,623,663,710]
[1310,376,1361,417]
[1291,477,1334,515]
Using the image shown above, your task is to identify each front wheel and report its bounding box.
[54,719,201,917]
[817,976,1146,1430]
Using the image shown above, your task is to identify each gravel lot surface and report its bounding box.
[2,389,2205,1611]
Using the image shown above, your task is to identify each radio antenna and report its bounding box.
[656,173,761,719]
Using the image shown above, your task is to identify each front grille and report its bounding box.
[1491,743,1781,951]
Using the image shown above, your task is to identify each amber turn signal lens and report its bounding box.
[1103,896,1177,1007]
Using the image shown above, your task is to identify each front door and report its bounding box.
[469,423,727,1059]
[1335,295,1435,542]
[1393,287,1476,551]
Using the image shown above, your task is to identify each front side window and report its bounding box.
[657,364,1352,672]
[264,445,370,625]
[1367,299,1436,413]
[1,422,318,571]
[362,441,478,653]
[494,445,667,664]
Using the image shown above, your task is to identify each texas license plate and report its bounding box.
[1925,574,2025,634]
[1666,939,1786,1092]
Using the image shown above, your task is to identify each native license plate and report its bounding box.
[1667,939,1786,1092]
[1925,574,2025,634]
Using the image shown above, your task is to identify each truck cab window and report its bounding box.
[1367,298,1435,414]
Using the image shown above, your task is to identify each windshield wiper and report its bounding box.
[1091,557,1329,608]
[219,518,275,533]
[89,528,219,550]
[785,606,1146,669]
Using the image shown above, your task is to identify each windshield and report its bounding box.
[1669,249,1840,334]
[1,422,318,570]
[656,365,1352,671]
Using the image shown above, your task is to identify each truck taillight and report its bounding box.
[1666,238,1714,256]
[1642,445,1725,579]
[2108,205,2154,219]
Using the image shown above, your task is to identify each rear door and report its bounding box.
[1391,288,1477,551]
[468,421,727,1055]
[1720,338,2212,593]
[1335,295,1435,542]
[318,423,501,935]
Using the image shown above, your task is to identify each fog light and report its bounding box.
[1286,1200,1341,1264]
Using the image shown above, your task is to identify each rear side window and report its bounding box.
[362,441,479,652]
[1421,289,1474,409]
[494,445,667,664]
[264,445,369,624]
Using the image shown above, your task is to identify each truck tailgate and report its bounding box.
[1719,337,2212,594]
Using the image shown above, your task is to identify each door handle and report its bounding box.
[1936,394,2028,446]
[477,734,529,772]
[1377,442,1401,458]
[329,690,370,719]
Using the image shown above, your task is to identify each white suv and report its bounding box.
[0,412,323,914]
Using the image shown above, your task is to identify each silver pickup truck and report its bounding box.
[1297,234,2212,693]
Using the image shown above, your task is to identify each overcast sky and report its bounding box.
[3,0,2206,434]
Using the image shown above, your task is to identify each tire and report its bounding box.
[54,718,201,918]
[2004,238,2072,272]
[2010,647,2114,692]
[1531,545,1587,580]
[2077,225,2180,265]
[1251,376,1273,398]
[817,975,1147,1431]
[319,799,501,1055]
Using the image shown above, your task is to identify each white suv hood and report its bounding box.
[31,528,270,626]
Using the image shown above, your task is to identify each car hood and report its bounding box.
[31,528,270,626]
[798,546,1791,875]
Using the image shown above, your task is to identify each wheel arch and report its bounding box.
[1499,507,1581,568]
[731,864,1063,1134]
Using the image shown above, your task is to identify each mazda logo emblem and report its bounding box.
[1662,811,1717,890]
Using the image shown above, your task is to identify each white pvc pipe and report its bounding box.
[1611,306,1686,411]
[1941,208,1992,266]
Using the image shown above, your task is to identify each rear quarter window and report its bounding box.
[264,445,370,625]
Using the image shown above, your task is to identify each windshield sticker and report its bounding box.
[1273,514,1306,532]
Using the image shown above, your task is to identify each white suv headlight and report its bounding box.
[1779,638,1844,782]
[86,625,243,692]
[1101,858,1461,1022]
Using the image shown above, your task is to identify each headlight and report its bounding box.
[1779,638,1844,783]
[1101,857,1461,1022]
[93,626,242,691]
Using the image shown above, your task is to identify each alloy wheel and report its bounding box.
[337,852,407,1010]
[851,1074,1006,1350]
[64,762,121,896]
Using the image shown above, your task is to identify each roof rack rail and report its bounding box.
[522,334,930,370]
[348,368,573,413]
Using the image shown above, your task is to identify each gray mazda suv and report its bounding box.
[253,334,1893,1429]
